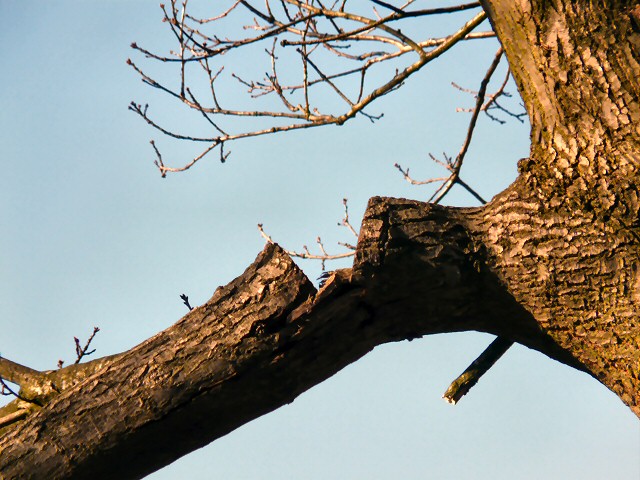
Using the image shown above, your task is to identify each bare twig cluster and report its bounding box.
[56,327,101,369]
[129,0,493,176]
[73,327,100,365]
[180,293,194,311]
[452,73,527,125]
[394,47,526,204]
[258,198,358,270]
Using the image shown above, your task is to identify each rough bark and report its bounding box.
[1,1,638,478]
[479,0,640,411]
[0,225,537,479]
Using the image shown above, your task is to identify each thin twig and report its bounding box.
[0,377,29,403]
[338,198,359,237]
[180,294,194,311]
[74,327,100,364]
[130,0,489,175]
[257,224,354,264]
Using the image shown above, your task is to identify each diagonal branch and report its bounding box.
[430,45,503,203]
[130,1,489,176]
[0,357,42,388]
[442,336,514,404]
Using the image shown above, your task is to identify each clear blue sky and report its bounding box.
[1,2,638,479]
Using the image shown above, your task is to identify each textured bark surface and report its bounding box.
[479,0,640,412]
[0,1,638,479]
[0,227,534,479]
[1,246,321,479]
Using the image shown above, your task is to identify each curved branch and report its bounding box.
[1,192,637,477]
[443,336,513,404]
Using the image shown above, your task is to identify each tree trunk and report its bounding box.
[479,0,640,411]
[0,1,638,478]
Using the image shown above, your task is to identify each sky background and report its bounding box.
[1,1,638,479]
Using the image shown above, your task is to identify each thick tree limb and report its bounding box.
[0,194,637,479]
[2,2,639,479]
[478,0,640,414]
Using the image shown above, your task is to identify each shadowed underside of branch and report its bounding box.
[1,192,637,479]
[0,200,542,478]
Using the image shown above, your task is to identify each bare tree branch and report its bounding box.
[429,45,503,203]
[74,327,101,364]
[129,1,490,175]
[129,2,512,404]
[443,336,514,404]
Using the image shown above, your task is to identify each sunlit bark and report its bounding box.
[0,1,638,479]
